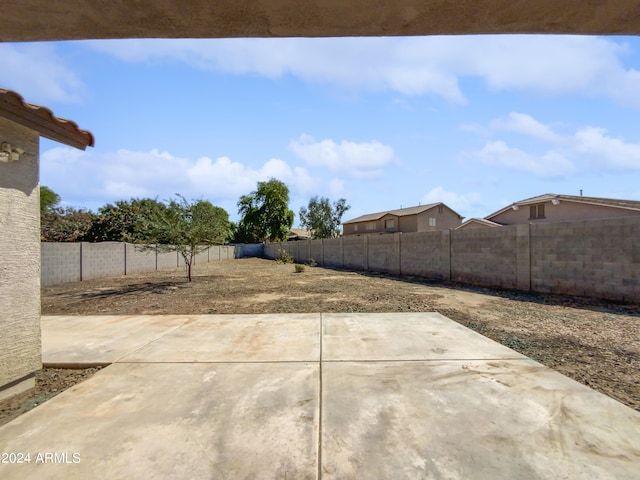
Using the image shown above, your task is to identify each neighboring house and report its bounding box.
[0,88,93,400]
[288,228,312,241]
[486,193,640,225]
[343,203,463,235]
[455,218,501,230]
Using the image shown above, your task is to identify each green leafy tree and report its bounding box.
[141,196,231,281]
[84,198,166,242]
[40,186,61,213]
[40,207,96,242]
[236,179,294,243]
[299,196,350,239]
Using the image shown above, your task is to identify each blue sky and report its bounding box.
[2,36,640,224]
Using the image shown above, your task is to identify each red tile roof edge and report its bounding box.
[0,88,94,150]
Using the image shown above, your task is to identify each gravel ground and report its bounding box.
[1,257,638,425]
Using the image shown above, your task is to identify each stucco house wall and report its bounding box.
[416,206,462,231]
[398,214,417,232]
[0,117,41,400]
[1,88,93,400]
[489,199,640,225]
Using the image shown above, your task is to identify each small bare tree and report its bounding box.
[140,195,230,281]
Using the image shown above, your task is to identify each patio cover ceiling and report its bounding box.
[1,0,640,42]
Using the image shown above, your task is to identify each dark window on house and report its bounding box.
[385,219,395,229]
[438,205,444,214]
[529,203,545,220]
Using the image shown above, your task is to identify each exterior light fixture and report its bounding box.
[551,199,560,205]
[0,142,25,163]
[512,205,520,211]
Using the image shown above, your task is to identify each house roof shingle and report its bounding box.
[486,193,640,220]
[0,88,94,150]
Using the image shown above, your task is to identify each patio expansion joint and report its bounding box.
[112,320,193,364]
[318,312,324,480]
[321,357,532,363]
[115,360,320,364]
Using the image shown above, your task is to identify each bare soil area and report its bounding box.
[2,257,638,425]
[0,368,101,428]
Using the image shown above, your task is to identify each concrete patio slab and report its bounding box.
[321,360,640,479]
[42,315,196,365]
[322,312,528,361]
[119,313,321,363]
[2,312,639,479]
[0,362,319,480]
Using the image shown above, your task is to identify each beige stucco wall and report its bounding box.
[490,201,640,225]
[416,206,462,231]
[397,214,417,233]
[0,117,41,400]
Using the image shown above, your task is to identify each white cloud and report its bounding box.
[288,134,396,178]
[41,147,318,210]
[475,141,576,178]
[327,178,346,198]
[573,127,640,170]
[421,186,482,215]
[186,156,318,197]
[490,113,564,144]
[476,113,640,174]
[86,36,640,107]
[0,44,84,103]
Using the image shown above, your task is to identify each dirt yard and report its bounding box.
[2,257,638,426]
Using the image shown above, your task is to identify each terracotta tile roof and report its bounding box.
[343,203,441,224]
[486,193,640,220]
[0,88,94,149]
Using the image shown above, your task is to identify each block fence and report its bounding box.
[41,242,263,287]
[265,216,640,303]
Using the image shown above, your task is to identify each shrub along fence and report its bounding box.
[41,242,263,287]
[265,216,640,303]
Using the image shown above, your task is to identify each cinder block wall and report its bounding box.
[343,236,367,270]
[193,247,209,265]
[309,240,323,265]
[285,242,299,262]
[81,242,125,281]
[400,231,450,280]
[368,234,400,274]
[531,217,640,301]
[323,238,343,267]
[241,243,265,257]
[451,226,518,288]
[264,217,640,302]
[42,243,258,287]
[156,249,179,270]
[41,243,81,286]
[124,244,157,275]
[0,119,41,400]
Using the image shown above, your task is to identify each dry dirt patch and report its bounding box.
[1,257,638,425]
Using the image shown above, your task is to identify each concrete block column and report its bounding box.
[442,230,452,282]
[516,223,531,291]
[395,233,402,275]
